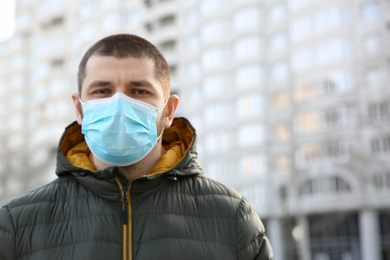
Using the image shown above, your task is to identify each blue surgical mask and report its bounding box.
[79,92,168,166]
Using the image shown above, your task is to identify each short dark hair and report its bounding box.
[77,34,170,98]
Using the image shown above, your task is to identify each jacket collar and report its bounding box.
[55,118,203,200]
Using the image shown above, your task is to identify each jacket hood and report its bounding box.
[55,117,203,182]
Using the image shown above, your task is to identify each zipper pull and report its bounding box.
[121,188,129,225]
[167,170,178,181]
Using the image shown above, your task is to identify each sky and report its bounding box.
[0,0,16,41]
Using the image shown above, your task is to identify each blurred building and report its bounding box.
[0,0,389,259]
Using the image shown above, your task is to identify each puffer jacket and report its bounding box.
[0,118,273,260]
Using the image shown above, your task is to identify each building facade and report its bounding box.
[0,0,389,259]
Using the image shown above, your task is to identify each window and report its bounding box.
[269,32,287,52]
[272,92,290,110]
[16,11,31,29]
[323,106,357,127]
[274,123,291,141]
[323,109,340,127]
[144,0,152,8]
[186,60,201,77]
[29,150,49,168]
[301,177,350,195]
[37,0,65,17]
[203,103,228,124]
[317,39,350,65]
[289,0,313,11]
[268,3,286,23]
[205,161,230,181]
[233,36,261,60]
[127,10,140,25]
[297,111,320,133]
[159,40,176,53]
[202,75,226,98]
[188,114,202,132]
[101,0,120,7]
[324,142,344,159]
[29,128,48,147]
[236,94,264,117]
[363,33,382,55]
[30,64,50,83]
[290,16,313,42]
[371,136,390,154]
[185,35,200,51]
[360,0,380,22]
[373,172,390,189]
[291,48,314,72]
[315,7,347,33]
[295,82,317,102]
[271,61,289,81]
[365,67,387,88]
[45,100,70,119]
[20,0,33,8]
[10,76,23,90]
[200,0,223,15]
[235,65,262,88]
[186,87,202,104]
[300,144,321,164]
[323,79,337,94]
[48,78,68,96]
[239,153,267,177]
[239,185,265,210]
[322,71,354,93]
[79,21,99,43]
[7,134,23,150]
[233,8,260,32]
[204,131,231,153]
[202,48,225,69]
[201,20,224,43]
[79,1,99,20]
[9,114,24,130]
[10,53,25,71]
[10,94,24,110]
[28,111,40,127]
[50,58,64,70]
[10,35,24,50]
[275,154,291,171]
[159,15,175,28]
[237,124,265,147]
[185,8,199,25]
[368,102,389,121]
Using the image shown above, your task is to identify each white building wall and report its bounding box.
[1,0,390,258]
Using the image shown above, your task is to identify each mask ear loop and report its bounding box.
[156,97,170,143]
[159,97,169,112]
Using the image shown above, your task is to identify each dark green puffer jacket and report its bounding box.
[0,118,273,260]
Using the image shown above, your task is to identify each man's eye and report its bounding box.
[96,90,108,94]
[134,89,147,95]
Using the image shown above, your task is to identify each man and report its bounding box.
[0,34,273,259]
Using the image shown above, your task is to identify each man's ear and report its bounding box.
[71,92,83,125]
[164,95,180,128]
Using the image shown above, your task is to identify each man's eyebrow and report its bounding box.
[87,80,113,88]
[128,80,154,87]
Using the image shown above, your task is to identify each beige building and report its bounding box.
[0,0,389,259]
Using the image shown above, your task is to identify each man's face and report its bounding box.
[79,55,167,132]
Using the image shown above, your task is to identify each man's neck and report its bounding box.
[89,143,166,182]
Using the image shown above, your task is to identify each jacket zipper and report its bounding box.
[115,178,132,260]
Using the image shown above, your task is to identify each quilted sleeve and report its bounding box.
[236,198,273,260]
[0,206,16,260]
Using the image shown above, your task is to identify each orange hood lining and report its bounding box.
[62,118,194,176]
